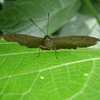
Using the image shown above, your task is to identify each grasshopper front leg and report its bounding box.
[37,45,48,58]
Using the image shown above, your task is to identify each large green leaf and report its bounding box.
[57,13,100,38]
[78,0,100,24]
[0,0,81,37]
[78,0,100,17]
[0,40,100,100]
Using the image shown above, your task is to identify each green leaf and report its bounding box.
[0,0,100,99]
[58,13,100,38]
[0,0,81,37]
[0,40,100,100]
[78,0,100,24]
[84,0,100,24]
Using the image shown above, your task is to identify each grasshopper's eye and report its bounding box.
[44,35,51,41]
[48,36,51,40]
[46,36,51,41]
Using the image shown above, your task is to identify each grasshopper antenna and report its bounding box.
[47,13,49,35]
[29,18,47,36]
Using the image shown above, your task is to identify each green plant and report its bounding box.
[0,0,100,100]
